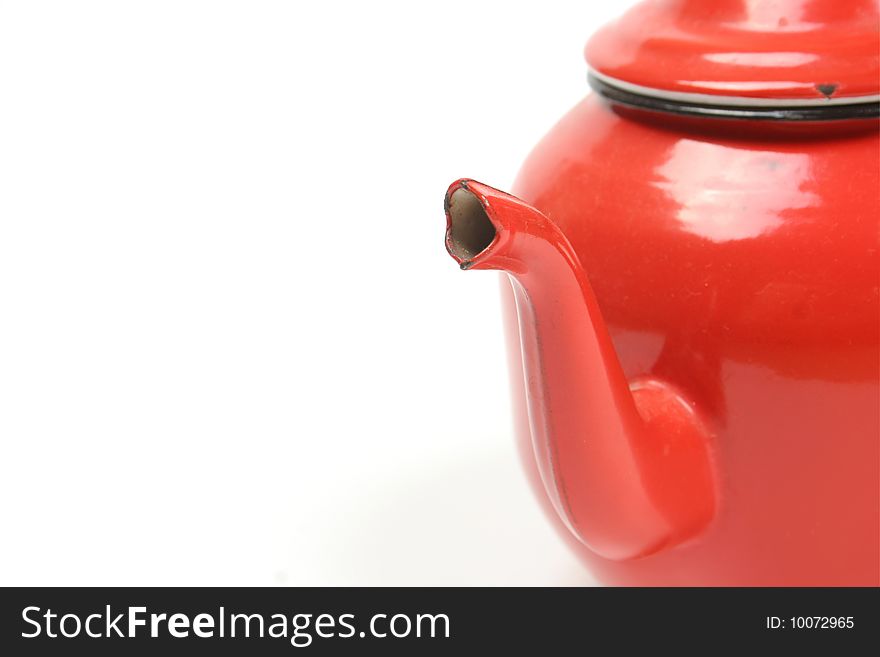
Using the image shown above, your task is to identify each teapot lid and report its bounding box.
[585,0,880,105]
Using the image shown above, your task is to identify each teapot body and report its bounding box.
[503,95,879,585]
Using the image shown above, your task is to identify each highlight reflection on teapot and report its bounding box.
[443,0,879,585]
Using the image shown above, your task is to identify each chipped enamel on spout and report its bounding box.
[444,179,717,561]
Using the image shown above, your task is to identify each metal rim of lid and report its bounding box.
[589,70,880,121]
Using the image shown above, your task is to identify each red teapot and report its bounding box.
[444,0,879,585]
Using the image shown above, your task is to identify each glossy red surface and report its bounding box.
[446,180,716,560]
[445,97,879,584]
[586,0,880,100]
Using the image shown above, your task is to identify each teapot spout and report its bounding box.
[445,179,716,560]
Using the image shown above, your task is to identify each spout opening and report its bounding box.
[446,187,497,264]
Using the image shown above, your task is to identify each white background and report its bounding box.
[0,1,635,585]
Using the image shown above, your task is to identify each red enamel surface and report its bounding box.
[445,180,716,560]
[445,0,879,585]
[586,0,880,100]
[446,101,878,584]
